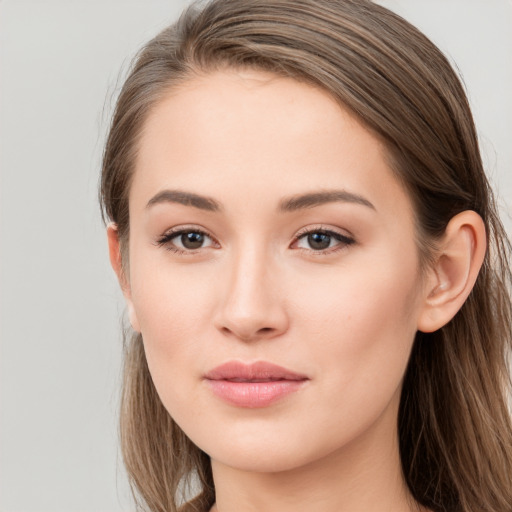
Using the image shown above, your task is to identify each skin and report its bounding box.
[108,68,486,512]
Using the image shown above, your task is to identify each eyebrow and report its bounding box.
[146,190,222,212]
[146,189,375,213]
[278,190,375,212]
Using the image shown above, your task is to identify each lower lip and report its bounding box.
[206,379,307,408]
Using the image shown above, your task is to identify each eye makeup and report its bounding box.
[155,224,355,256]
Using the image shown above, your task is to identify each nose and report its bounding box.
[213,246,289,342]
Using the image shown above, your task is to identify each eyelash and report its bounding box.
[293,226,355,255]
[155,225,355,256]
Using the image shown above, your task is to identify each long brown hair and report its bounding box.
[100,1,512,511]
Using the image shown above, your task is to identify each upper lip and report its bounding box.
[204,361,309,382]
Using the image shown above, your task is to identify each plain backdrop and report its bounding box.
[0,1,511,511]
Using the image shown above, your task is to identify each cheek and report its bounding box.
[128,256,217,389]
[293,257,421,391]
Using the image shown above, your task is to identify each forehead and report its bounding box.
[132,69,413,221]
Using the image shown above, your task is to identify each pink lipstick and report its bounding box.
[204,361,308,408]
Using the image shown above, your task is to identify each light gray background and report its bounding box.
[1,1,511,511]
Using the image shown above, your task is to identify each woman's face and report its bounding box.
[122,69,431,472]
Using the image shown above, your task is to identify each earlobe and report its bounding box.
[417,211,486,333]
[126,302,141,334]
[107,223,141,333]
[107,223,127,289]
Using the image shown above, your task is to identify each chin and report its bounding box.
[210,447,314,474]
[195,425,343,475]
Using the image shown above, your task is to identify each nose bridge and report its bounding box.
[214,239,288,341]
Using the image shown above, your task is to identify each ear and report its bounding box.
[417,210,486,333]
[107,223,141,333]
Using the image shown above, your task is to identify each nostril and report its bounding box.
[213,287,290,341]
[220,325,277,342]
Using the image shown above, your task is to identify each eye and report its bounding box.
[293,227,355,254]
[156,227,216,253]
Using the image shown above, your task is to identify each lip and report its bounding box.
[204,361,309,408]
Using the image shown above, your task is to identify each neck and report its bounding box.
[209,394,423,512]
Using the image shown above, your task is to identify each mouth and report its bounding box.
[204,361,309,408]
[221,377,293,383]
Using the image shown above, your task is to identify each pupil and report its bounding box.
[308,233,330,250]
[182,232,204,249]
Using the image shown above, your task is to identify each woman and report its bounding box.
[100,1,512,511]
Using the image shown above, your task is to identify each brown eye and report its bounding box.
[156,228,215,253]
[295,229,355,253]
[307,232,331,250]
[180,232,205,249]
